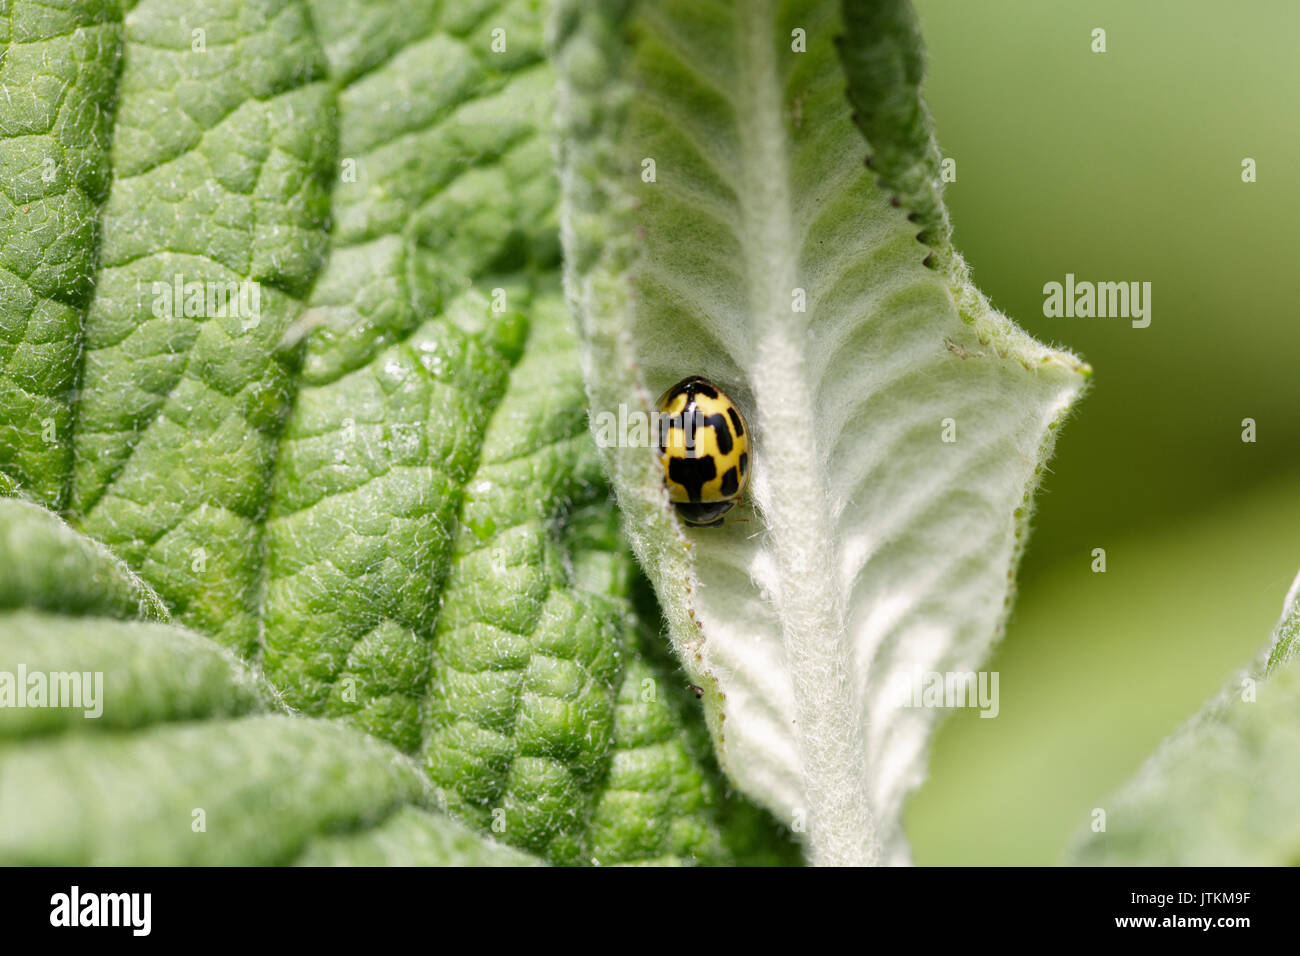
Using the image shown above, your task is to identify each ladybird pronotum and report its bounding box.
[655,376,751,527]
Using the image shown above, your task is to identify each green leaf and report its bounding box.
[70,0,336,655]
[1266,571,1300,669]
[0,500,540,866]
[1066,572,1300,866]
[0,0,792,866]
[3,707,544,866]
[0,1,122,510]
[4,712,422,866]
[839,0,950,269]
[0,497,167,622]
[0,609,266,737]
[553,0,1088,864]
[293,806,546,866]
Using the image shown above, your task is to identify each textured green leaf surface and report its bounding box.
[0,497,166,620]
[0,1,123,511]
[0,499,540,866]
[840,0,950,269]
[1067,572,1300,866]
[1267,571,1300,669]
[293,805,544,866]
[554,0,1087,864]
[71,0,335,655]
[0,0,791,865]
[0,609,266,736]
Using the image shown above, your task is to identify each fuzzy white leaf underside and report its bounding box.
[553,0,1088,865]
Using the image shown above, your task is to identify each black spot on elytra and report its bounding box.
[726,406,744,437]
[669,454,716,503]
[739,451,748,476]
[700,412,732,455]
[719,466,739,498]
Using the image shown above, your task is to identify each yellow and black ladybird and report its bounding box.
[655,376,750,527]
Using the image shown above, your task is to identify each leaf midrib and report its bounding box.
[728,0,876,866]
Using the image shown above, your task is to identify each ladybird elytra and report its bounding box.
[654,376,751,527]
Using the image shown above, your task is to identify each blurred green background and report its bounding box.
[904,0,1300,864]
